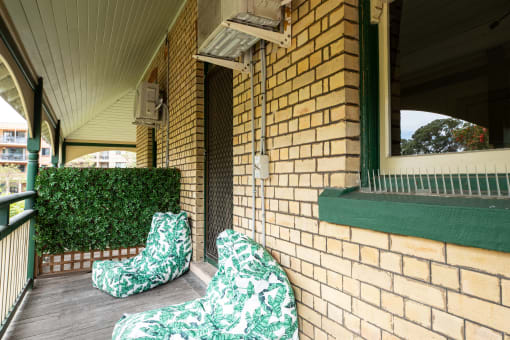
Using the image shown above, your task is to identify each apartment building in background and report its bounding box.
[67,150,136,168]
[0,121,51,193]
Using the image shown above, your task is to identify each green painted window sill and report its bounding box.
[319,188,510,253]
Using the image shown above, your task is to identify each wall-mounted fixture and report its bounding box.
[194,0,291,73]
[133,82,164,128]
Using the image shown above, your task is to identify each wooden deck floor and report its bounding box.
[3,272,207,340]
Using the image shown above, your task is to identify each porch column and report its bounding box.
[60,141,66,168]
[25,77,42,280]
[51,120,60,167]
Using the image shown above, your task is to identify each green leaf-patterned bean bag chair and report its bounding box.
[112,229,299,339]
[92,211,192,298]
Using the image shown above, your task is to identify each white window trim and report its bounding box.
[377,4,510,173]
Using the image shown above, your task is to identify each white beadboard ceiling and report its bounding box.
[67,89,135,142]
[3,0,185,140]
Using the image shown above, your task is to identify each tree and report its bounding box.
[452,123,490,151]
[401,118,463,155]
[0,165,25,194]
[0,165,26,216]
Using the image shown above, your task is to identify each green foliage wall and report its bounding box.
[35,168,180,254]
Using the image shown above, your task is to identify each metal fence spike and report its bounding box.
[433,168,439,195]
[475,165,481,197]
[426,168,432,194]
[485,165,491,197]
[466,165,472,196]
[495,165,501,197]
[457,167,463,196]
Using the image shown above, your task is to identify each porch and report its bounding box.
[1,0,510,339]
[3,272,207,340]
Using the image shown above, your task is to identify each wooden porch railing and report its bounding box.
[0,191,36,338]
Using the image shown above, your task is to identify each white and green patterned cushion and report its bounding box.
[112,229,298,339]
[92,211,192,298]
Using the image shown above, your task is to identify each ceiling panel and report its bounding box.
[67,90,136,143]
[4,0,185,138]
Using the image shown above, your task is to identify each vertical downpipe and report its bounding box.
[260,41,267,248]
[249,48,256,240]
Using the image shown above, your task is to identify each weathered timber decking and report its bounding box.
[4,272,207,340]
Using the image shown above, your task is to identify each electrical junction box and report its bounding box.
[254,154,269,179]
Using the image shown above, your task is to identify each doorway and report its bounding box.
[205,65,233,262]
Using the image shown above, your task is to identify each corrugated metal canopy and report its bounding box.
[3,0,185,141]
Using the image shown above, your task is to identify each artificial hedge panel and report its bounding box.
[35,167,180,254]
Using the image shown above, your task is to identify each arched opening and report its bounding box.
[41,120,54,157]
[0,45,34,137]
[0,51,37,199]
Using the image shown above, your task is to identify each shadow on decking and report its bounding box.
[4,272,207,340]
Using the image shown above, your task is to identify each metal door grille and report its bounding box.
[205,66,233,261]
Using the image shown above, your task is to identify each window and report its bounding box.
[2,148,25,161]
[18,164,25,172]
[41,148,50,156]
[115,162,127,168]
[378,0,510,171]
[9,184,18,193]
[15,131,26,143]
[3,131,14,143]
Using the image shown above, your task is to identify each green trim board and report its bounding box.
[26,78,42,281]
[204,255,218,268]
[0,191,36,206]
[359,0,380,185]
[203,62,210,264]
[0,210,36,241]
[61,141,66,166]
[319,188,510,253]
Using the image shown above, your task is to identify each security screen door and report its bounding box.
[205,65,233,262]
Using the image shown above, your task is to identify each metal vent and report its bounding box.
[195,0,291,73]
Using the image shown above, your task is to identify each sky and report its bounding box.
[400,110,451,139]
[0,97,27,124]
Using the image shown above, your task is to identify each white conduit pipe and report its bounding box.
[260,40,267,248]
[249,48,256,241]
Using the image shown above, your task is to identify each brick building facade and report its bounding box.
[136,1,510,339]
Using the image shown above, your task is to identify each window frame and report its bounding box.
[376,3,510,173]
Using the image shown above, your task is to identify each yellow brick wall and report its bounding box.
[137,0,205,261]
[287,222,510,340]
[232,0,360,268]
[230,0,510,339]
[135,125,153,168]
[135,0,510,338]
